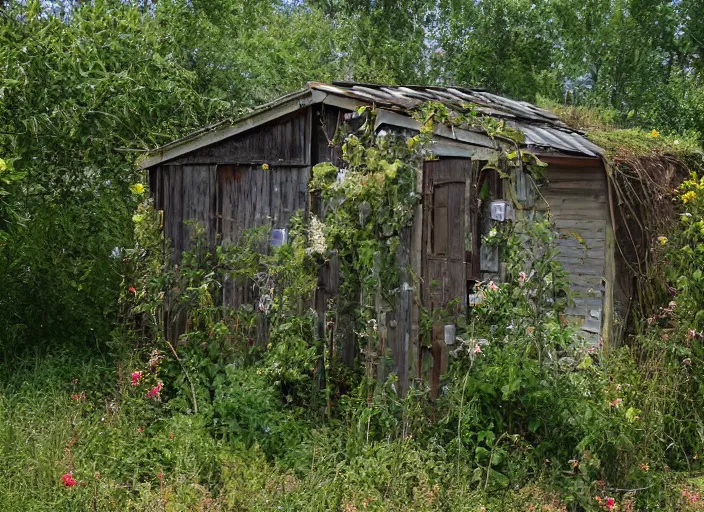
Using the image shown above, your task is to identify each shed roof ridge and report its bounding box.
[139,81,603,169]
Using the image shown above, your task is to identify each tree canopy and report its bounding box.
[0,0,703,352]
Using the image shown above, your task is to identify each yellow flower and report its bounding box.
[682,190,697,204]
[130,183,145,195]
[658,236,668,246]
[261,163,270,170]
[651,129,660,137]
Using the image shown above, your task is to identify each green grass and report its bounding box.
[1,350,699,511]
[0,351,573,511]
[0,352,221,510]
[537,95,703,160]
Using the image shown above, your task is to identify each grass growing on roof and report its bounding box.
[587,128,702,160]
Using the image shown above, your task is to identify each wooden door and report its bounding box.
[422,159,477,396]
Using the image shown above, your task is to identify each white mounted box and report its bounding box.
[490,200,514,222]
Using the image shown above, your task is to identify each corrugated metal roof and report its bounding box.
[140,82,603,168]
[312,82,602,157]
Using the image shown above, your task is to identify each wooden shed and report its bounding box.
[140,82,620,394]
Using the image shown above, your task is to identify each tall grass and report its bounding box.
[0,351,579,511]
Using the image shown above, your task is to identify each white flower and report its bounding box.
[307,215,327,255]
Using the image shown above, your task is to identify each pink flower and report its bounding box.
[662,334,669,341]
[61,473,77,487]
[129,286,137,294]
[610,398,622,408]
[688,329,698,340]
[130,371,143,387]
[518,272,527,287]
[488,281,499,292]
[146,381,163,400]
[71,392,86,401]
[683,488,701,503]
[148,350,163,370]
[605,497,615,510]
[474,344,482,354]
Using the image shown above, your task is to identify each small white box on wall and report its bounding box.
[490,200,514,222]
[444,324,456,345]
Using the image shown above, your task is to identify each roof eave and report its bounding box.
[138,83,605,169]
[138,88,321,169]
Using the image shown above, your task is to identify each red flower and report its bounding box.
[130,371,143,386]
[146,381,163,400]
[71,392,86,401]
[129,286,137,294]
[61,473,77,487]
[605,497,615,510]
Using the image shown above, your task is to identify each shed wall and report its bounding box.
[536,162,609,343]
[149,109,312,258]
[218,164,309,306]
[149,109,312,331]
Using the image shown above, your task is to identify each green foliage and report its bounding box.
[4,0,704,509]
[588,129,703,160]
[312,116,421,287]
[212,365,311,465]
[0,157,23,247]
[0,0,229,354]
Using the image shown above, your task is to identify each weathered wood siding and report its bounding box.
[148,108,312,335]
[164,111,310,167]
[536,160,608,343]
[149,110,312,259]
[154,164,217,257]
[218,164,310,306]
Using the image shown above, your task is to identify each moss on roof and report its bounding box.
[537,97,703,161]
[587,128,702,161]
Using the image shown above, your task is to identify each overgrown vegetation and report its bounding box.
[3,0,704,510]
[1,106,703,510]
